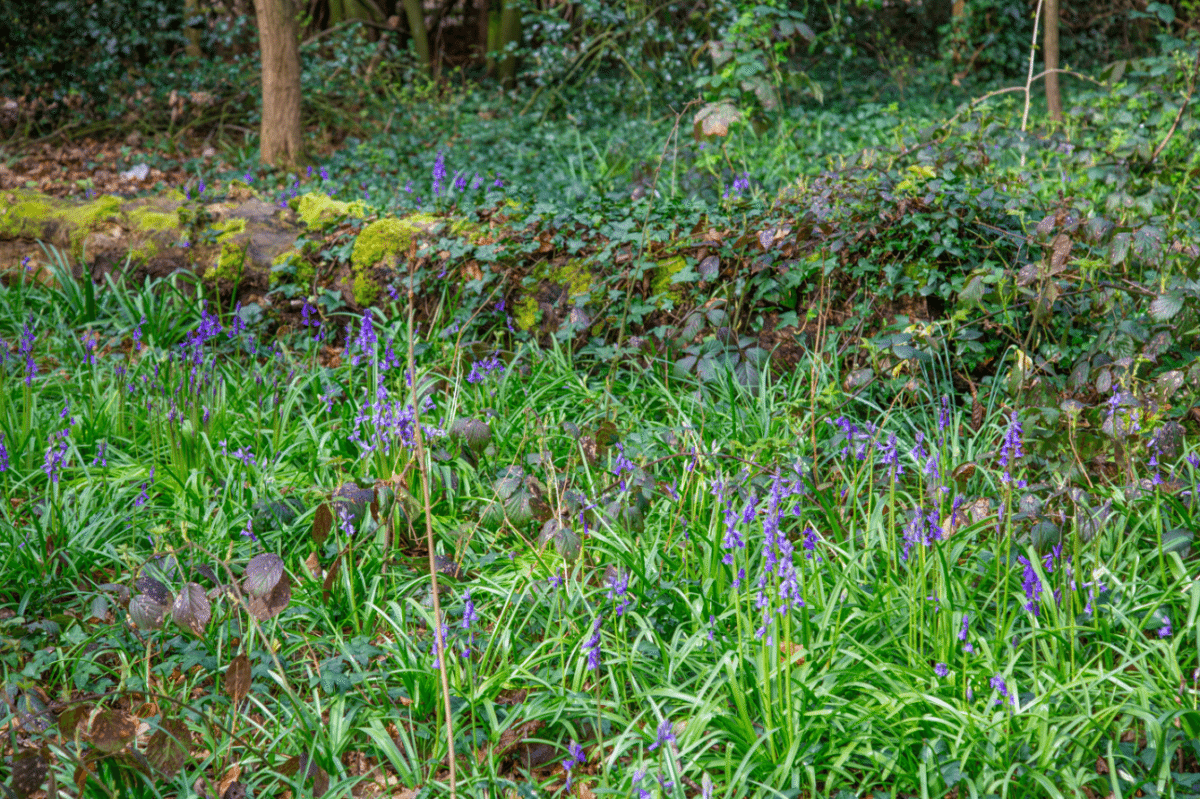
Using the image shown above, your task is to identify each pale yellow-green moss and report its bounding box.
[514,296,541,331]
[550,259,593,297]
[296,193,366,230]
[127,206,179,233]
[204,218,249,282]
[0,192,123,261]
[349,214,439,306]
[651,255,688,306]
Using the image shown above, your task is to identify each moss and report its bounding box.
[449,217,486,243]
[353,270,380,306]
[0,191,121,259]
[651,255,688,305]
[0,191,54,238]
[204,218,249,282]
[270,250,312,286]
[514,295,541,331]
[550,259,593,297]
[349,214,439,306]
[127,206,179,233]
[296,193,366,230]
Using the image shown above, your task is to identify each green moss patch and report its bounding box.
[349,214,441,306]
[296,193,367,230]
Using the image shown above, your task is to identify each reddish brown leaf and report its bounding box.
[88,707,138,753]
[225,653,251,705]
[145,717,192,777]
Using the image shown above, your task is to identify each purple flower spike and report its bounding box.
[648,718,676,751]
[583,616,603,671]
[432,151,447,197]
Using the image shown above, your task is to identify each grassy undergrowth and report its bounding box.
[0,240,1198,799]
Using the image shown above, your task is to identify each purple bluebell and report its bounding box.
[135,467,155,507]
[466,353,504,384]
[1016,555,1042,615]
[92,441,108,467]
[241,519,257,542]
[562,740,586,791]
[0,432,8,472]
[611,443,636,492]
[632,768,651,799]
[42,426,71,484]
[432,151,447,197]
[648,718,676,751]
[1158,615,1172,638]
[877,433,904,482]
[19,315,37,385]
[453,173,467,191]
[934,663,949,677]
[492,176,504,189]
[959,613,974,653]
[583,616,603,671]
[998,410,1025,487]
[607,569,631,616]
[990,674,1015,707]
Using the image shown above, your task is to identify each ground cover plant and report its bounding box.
[0,211,1198,799]
[3,0,1200,797]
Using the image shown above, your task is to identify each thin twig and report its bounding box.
[1147,46,1200,167]
[406,259,457,797]
[1020,0,1046,166]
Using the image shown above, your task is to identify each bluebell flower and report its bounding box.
[990,674,1015,707]
[934,663,949,677]
[648,718,676,751]
[563,740,586,790]
[1016,555,1042,615]
[1158,615,1172,638]
[583,616,603,670]
[432,151,447,197]
[607,569,631,616]
[998,410,1025,486]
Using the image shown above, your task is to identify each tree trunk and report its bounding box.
[184,0,204,58]
[497,0,520,88]
[1043,0,1063,121]
[476,0,489,65]
[254,0,304,168]
[401,0,431,74]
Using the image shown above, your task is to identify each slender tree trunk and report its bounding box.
[254,0,304,167]
[1043,0,1063,121]
[401,0,431,74]
[476,0,489,65]
[498,0,520,88]
[184,0,204,58]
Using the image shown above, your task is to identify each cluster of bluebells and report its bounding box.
[466,353,504,384]
[647,719,677,752]
[998,410,1026,487]
[990,674,1016,708]
[583,616,603,671]
[42,413,75,485]
[723,171,751,199]
[607,568,631,616]
[0,432,8,473]
[461,589,478,657]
